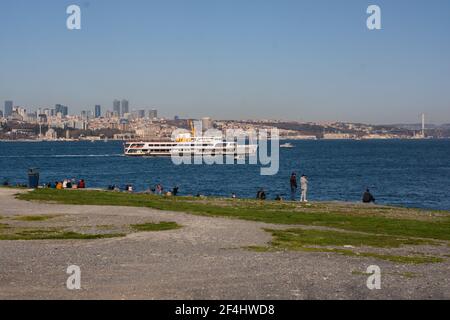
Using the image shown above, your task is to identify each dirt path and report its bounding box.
[0,188,449,299]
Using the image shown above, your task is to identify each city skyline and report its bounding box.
[1,0,450,123]
[2,98,444,126]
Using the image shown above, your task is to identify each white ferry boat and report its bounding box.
[124,133,258,157]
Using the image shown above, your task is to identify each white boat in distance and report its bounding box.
[124,133,258,157]
[280,142,294,148]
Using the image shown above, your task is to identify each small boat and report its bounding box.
[280,143,294,148]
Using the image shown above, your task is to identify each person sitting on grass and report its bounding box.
[156,184,163,195]
[256,188,266,200]
[362,188,376,203]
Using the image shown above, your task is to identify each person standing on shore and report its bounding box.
[290,172,298,201]
[300,174,308,203]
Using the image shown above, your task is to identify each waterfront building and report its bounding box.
[45,128,58,140]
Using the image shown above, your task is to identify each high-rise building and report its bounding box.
[113,100,121,116]
[95,105,101,118]
[148,109,158,119]
[55,104,68,117]
[0,110,3,118]
[121,99,129,116]
[4,100,13,117]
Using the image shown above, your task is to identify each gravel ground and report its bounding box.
[0,188,449,300]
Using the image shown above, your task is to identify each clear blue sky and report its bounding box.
[1,0,449,123]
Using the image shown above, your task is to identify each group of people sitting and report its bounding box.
[146,184,179,196]
[107,183,179,197]
[45,179,85,190]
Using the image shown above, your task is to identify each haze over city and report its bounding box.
[1,0,450,124]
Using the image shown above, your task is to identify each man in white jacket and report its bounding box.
[300,174,308,202]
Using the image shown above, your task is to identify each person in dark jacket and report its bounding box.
[362,189,375,203]
[260,189,266,200]
[256,188,266,200]
[290,172,298,201]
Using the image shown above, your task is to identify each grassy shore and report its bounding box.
[18,189,450,240]
[14,189,450,263]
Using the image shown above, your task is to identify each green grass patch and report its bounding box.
[130,221,181,232]
[398,272,420,279]
[248,244,443,264]
[13,215,59,222]
[0,228,125,240]
[246,228,444,264]
[17,189,450,241]
[352,270,420,278]
[355,252,443,264]
[351,270,370,276]
[266,228,437,248]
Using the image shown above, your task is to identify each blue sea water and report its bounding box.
[0,140,449,210]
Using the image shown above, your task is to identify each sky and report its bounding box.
[0,0,449,124]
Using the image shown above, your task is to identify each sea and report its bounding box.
[0,140,449,210]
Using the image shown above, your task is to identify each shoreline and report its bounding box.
[2,186,449,212]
